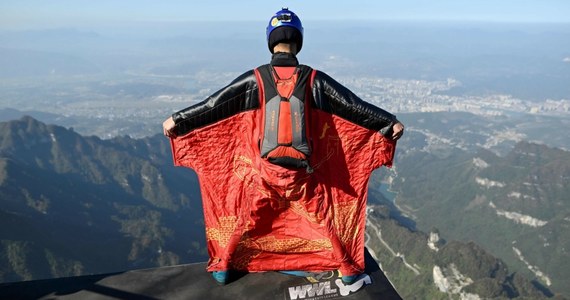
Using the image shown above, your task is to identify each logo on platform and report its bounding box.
[285,274,372,300]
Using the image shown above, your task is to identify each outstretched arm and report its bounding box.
[312,70,403,139]
[162,70,260,137]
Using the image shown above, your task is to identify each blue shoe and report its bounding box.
[341,274,359,284]
[279,270,315,277]
[212,271,229,285]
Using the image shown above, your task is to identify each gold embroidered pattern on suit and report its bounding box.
[205,216,239,248]
[251,236,332,252]
[230,236,332,269]
[334,202,360,245]
[233,155,270,197]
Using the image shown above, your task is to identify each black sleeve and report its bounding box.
[311,70,398,136]
[172,70,260,136]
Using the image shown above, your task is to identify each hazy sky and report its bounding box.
[1,0,569,30]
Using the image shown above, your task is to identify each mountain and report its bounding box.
[386,127,570,297]
[0,116,208,282]
[364,203,557,299]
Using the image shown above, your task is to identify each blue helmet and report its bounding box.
[266,8,304,53]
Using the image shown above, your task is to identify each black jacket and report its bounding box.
[172,53,398,137]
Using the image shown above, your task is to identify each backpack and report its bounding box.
[254,64,315,172]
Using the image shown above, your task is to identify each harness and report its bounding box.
[255,64,314,172]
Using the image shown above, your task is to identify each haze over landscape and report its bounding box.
[1,1,570,298]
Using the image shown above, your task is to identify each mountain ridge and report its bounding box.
[0,116,207,282]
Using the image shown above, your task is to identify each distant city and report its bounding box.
[338,76,570,116]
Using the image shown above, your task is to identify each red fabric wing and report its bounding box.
[170,108,395,275]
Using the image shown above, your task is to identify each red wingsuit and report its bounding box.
[170,52,397,276]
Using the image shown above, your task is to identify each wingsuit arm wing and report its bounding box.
[172,70,260,136]
[311,70,398,137]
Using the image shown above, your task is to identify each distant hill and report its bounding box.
[0,28,104,78]
[0,48,101,78]
[0,117,560,298]
[0,116,207,282]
